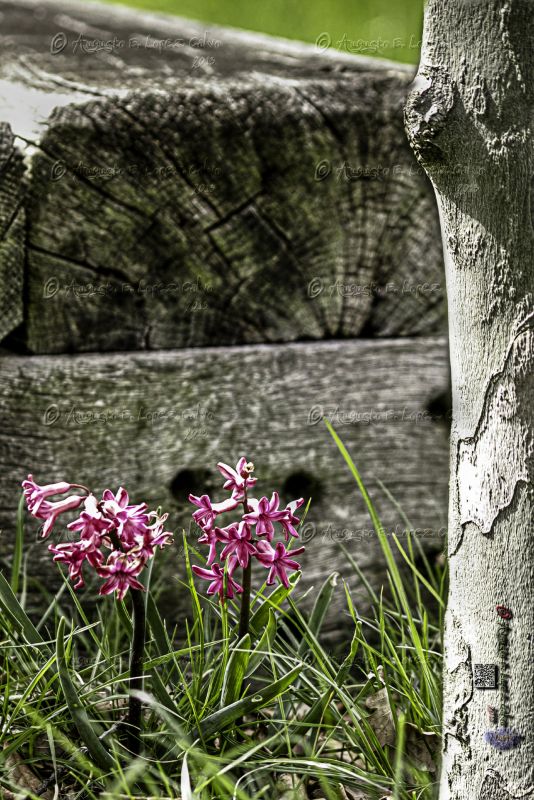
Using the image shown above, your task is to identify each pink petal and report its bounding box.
[217,462,239,482]
[192,565,217,580]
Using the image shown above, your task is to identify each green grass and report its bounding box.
[0,427,444,799]
[97,0,424,64]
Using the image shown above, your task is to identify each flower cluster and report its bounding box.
[22,476,173,600]
[189,458,305,600]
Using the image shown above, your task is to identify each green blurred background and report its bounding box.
[102,0,424,64]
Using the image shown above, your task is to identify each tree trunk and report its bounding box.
[406,1,534,798]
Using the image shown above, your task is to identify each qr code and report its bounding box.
[474,664,498,689]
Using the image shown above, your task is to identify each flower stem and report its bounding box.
[127,587,146,755]
[237,485,253,639]
[238,560,252,639]
[71,483,90,495]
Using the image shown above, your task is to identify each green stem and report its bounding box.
[127,588,146,755]
[238,560,252,639]
[237,485,253,639]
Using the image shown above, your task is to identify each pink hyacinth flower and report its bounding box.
[254,541,305,588]
[121,504,150,544]
[216,521,257,568]
[22,475,85,537]
[97,551,145,601]
[188,494,239,531]
[225,554,240,576]
[192,562,243,601]
[101,486,129,511]
[39,496,86,538]
[217,457,257,500]
[22,475,75,516]
[243,492,287,541]
[67,494,115,539]
[101,488,150,547]
[49,537,104,589]
[131,512,173,560]
[197,525,221,566]
[100,487,130,531]
[279,497,305,540]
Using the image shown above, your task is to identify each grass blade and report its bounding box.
[195,665,301,740]
[247,609,277,675]
[392,534,445,608]
[0,571,46,648]
[220,634,250,707]
[325,419,439,710]
[297,572,338,657]
[250,572,300,635]
[181,753,197,800]
[11,494,25,596]
[56,617,115,771]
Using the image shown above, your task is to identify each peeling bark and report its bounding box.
[406,1,534,797]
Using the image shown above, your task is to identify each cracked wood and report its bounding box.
[0,0,445,352]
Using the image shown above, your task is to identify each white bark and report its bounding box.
[406,1,534,798]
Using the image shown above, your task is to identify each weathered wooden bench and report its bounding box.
[0,0,449,632]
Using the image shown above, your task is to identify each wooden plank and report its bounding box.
[0,122,24,341]
[0,337,450,631]
[0,0,445,352]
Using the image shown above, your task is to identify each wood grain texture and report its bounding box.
[0,0,445,352]
[0,337,449,630]
[0,122,25,341]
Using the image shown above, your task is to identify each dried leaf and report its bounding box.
[364,687,396,747]
[312,786,374,800]
[3,749,53,799]
[404,723,439,772]
[336,786,354,800]
[336,787,373,800]
[294,702,312,720]
[276,773,307,800]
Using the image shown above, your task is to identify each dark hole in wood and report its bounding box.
[282,470,323,504]
[169,468,210,502]
[426,386,452,429]
[0,324,32,354]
